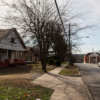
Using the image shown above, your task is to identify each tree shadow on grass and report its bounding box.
[0,64,33,75]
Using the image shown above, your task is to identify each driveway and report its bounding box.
[75,63,100,100]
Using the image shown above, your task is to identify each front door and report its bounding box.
[8,50,11,59]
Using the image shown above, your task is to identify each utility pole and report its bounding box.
[69,23,71,65]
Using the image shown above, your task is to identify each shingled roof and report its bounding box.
[85,52,100,56]
[25,47,34,51]
[0,29,14,39]
[0,28,26,48]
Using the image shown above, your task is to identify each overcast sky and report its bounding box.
[0,0,100,54]
[57,0,100,54]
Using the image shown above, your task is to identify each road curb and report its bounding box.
[78,68,94,100]
[82,79,94,100]
[83,82,94,100]
[77,68,82,76]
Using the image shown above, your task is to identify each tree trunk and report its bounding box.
[40,52,47,73]
[42,63,47,73]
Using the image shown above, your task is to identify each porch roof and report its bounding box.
[0,47,25,51]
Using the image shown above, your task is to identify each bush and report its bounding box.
[48,59,55,65]
[51,56,57,60]
[56,60,62,67]
[46,56,57,63]
[46,57,51,63]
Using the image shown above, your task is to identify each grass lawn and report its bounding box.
[0,63,57,86]
[59,64,79,75]
[62,62,68,64]
[0,78,54,100]
[0,63,57,76]
[0,63,56,99]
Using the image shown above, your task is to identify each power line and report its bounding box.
[54,0,71,65]
[54,0,66,35]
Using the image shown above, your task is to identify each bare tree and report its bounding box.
[0,0,96,71]
[52,33,68,62]
[0,0,66,72]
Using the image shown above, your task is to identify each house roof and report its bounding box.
[33,47,39,56]
[0,29,13,39]
[25,47,34,51]
[0,28,26,49]
[85,52,100,56]
[85,53,92,56]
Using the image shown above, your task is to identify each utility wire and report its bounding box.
[54,0,66,35]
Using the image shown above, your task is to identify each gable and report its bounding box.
[0,30,26,51]
[90,53,100,57]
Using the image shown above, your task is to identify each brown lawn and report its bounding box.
[0,63,57,80]
[59,64,79,75]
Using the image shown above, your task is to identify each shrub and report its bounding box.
[46,56,57,62]
[48,59,55,65]
[56,60,62,67]
[51,56,57,60]
[46,57,51,63]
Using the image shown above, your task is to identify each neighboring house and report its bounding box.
[84,52,100,63]
[24,47,40,63]
[0,28,26,62]
[33,48,40,63]
[24,47,34,62]
[74,54,85,63]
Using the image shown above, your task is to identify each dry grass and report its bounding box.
[59,65,79,75]
[0,63,57,80]
[0,64,56,75]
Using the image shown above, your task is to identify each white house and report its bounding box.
[0,28,26,62]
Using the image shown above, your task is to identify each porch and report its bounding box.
[88,53,100,63]
[0,49,25,68]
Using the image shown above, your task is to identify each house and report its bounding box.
[0,28,26,67]
[24,47,34,62]
[84,52,100,63]
[33,48,40,63]
[24,47,40,63]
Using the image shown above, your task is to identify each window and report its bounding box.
[20,53,23,59]
[11,38,14,43]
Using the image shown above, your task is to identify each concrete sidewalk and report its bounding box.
[32,64,92,100]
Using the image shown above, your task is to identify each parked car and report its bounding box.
[98,62,100,67]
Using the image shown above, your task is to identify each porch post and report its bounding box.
[29,54,30,61]
[16,51,17,59]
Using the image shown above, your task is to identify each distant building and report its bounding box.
[74,54,85,63]
[33,48,40,63]
[84,52,100,63]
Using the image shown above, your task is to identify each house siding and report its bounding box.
[0,31,25,51]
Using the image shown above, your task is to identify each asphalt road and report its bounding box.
[75,63,100,100]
